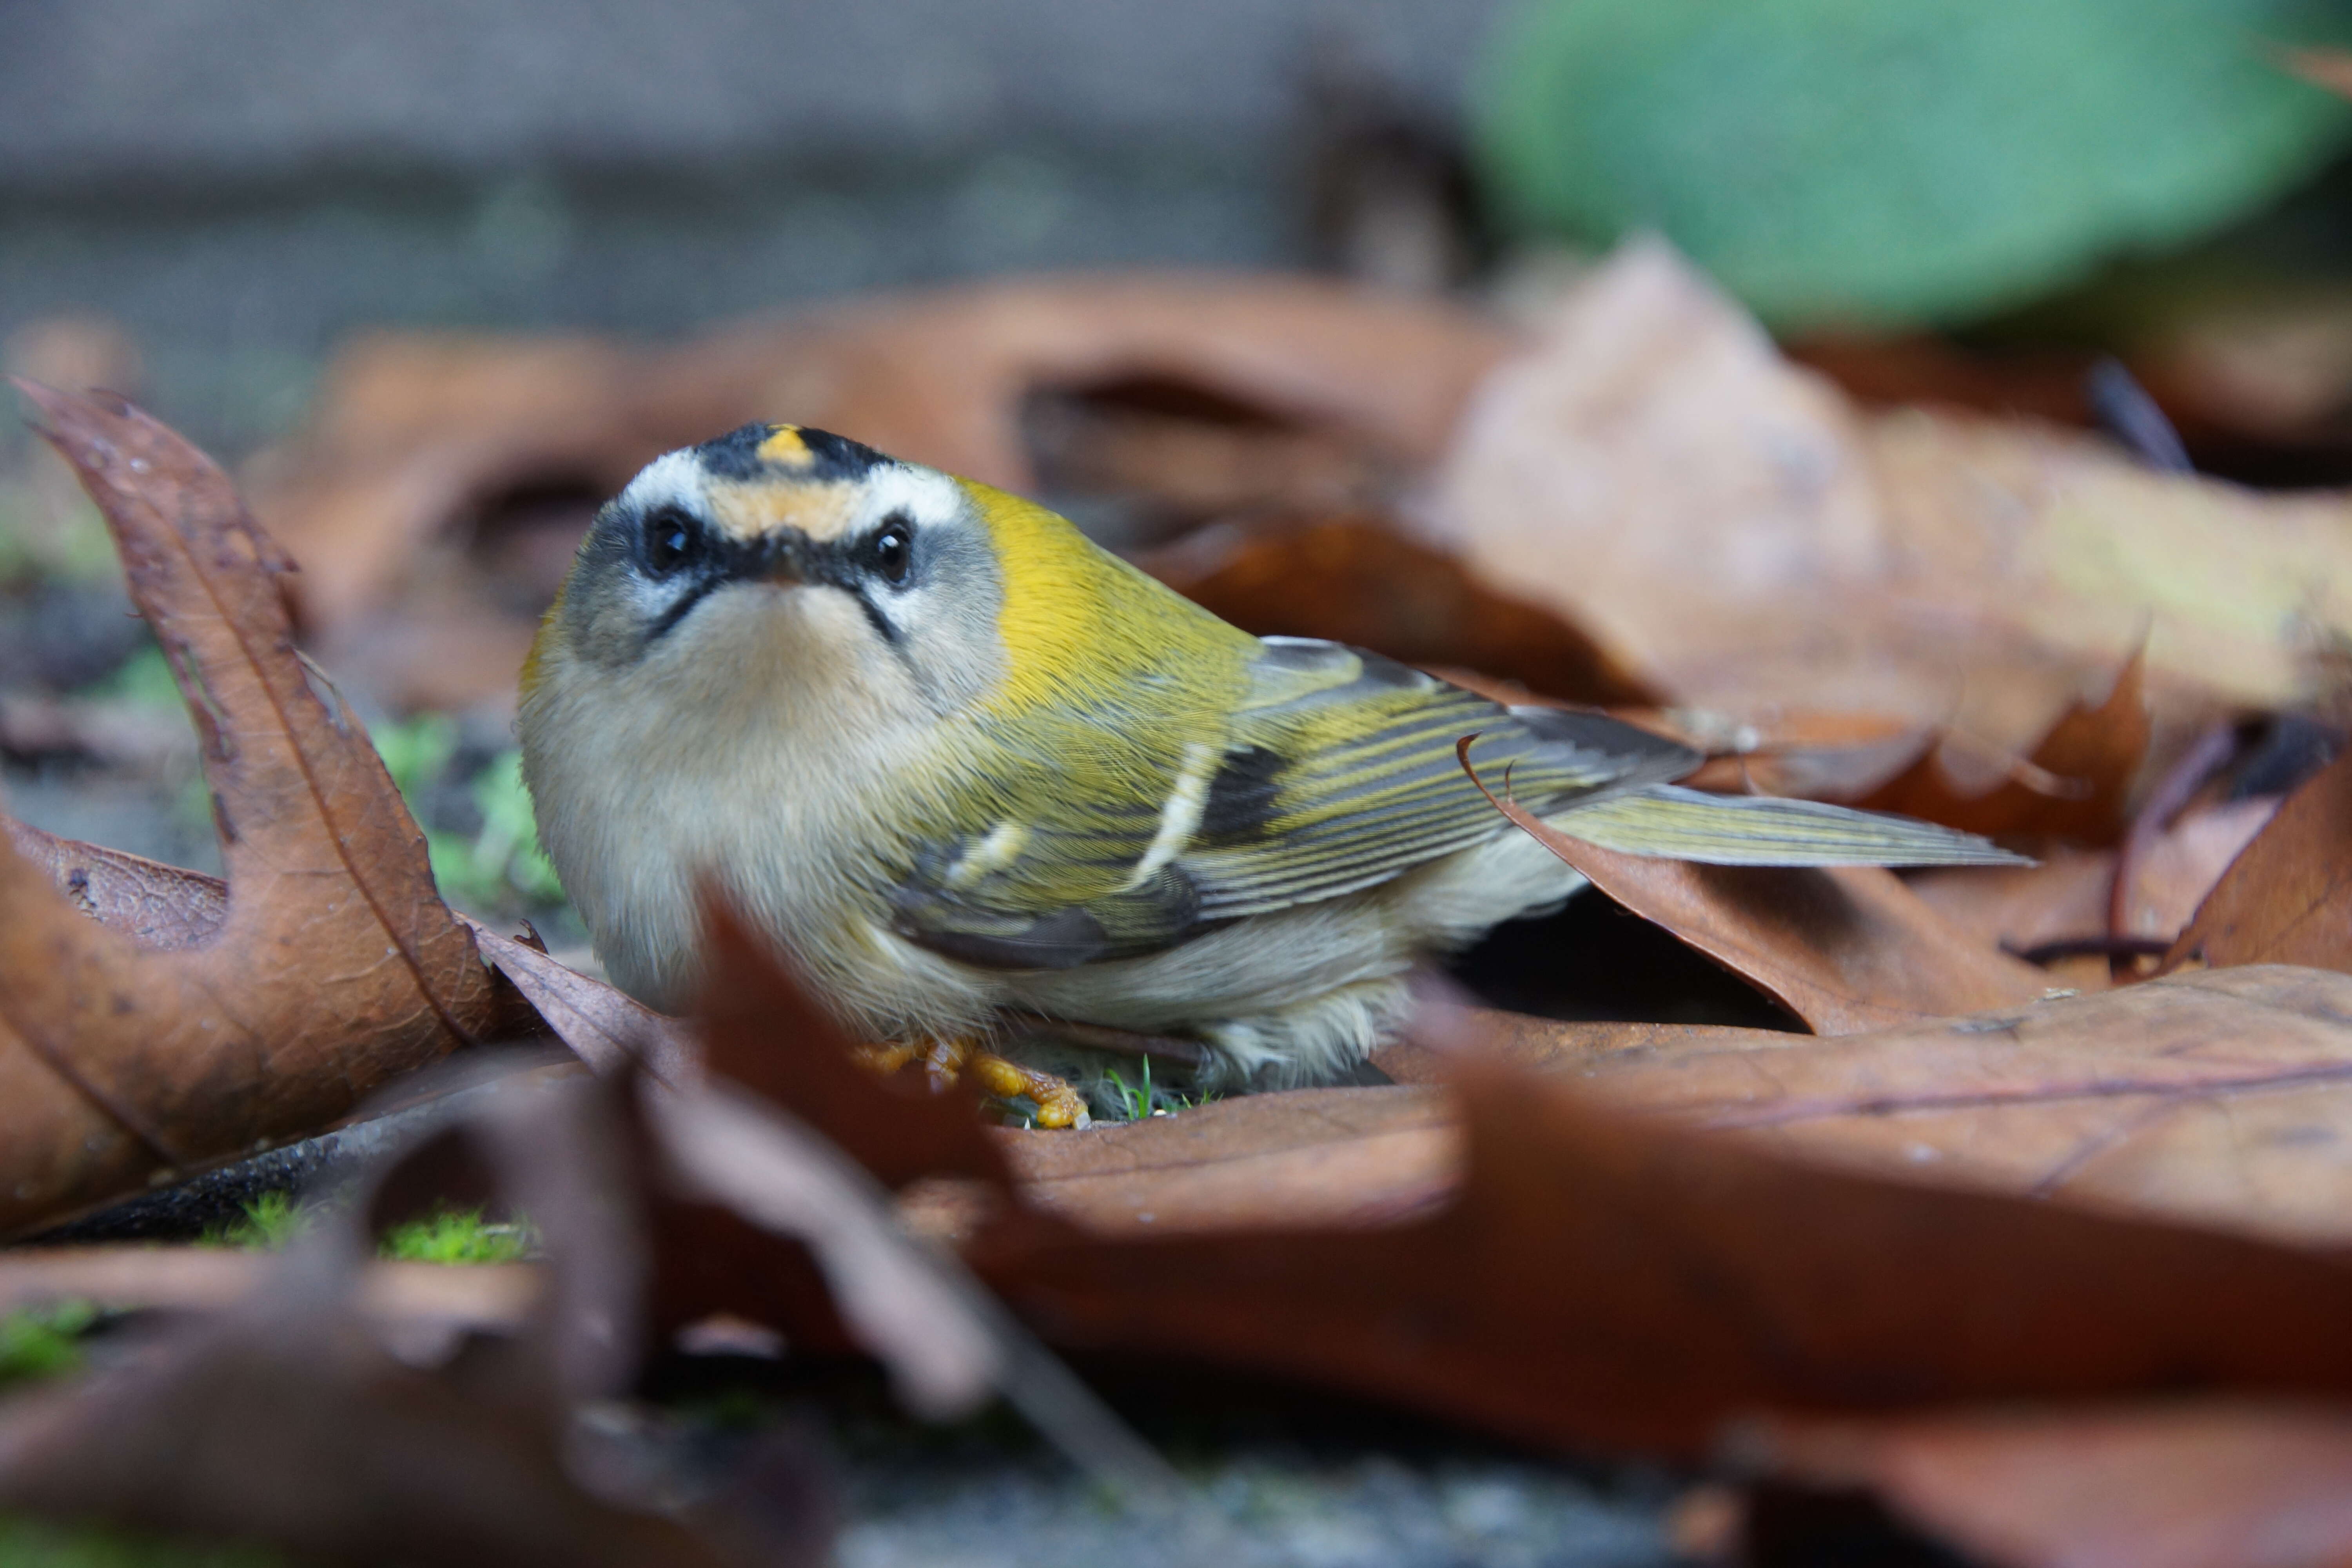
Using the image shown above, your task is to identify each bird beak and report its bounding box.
[755,530,809,586]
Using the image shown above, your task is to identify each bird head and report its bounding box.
[528,421,1056,736]
[523,417,1258,800]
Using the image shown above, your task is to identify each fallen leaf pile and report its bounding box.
[7,238,2352,1561]
[0,385,510,1237]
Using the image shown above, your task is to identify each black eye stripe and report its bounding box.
[644,578,722,644]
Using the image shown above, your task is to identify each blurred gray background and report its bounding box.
[0,0,1499,452]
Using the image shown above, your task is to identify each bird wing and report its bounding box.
[885,637,1699,970]
[1176,639,1698,919]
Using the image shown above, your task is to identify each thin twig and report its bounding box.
[2004,935,2176,968]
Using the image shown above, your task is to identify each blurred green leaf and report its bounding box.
[1475,0,2352,327]
[0,1516,285,1568]
[368,712,458,802]
[368,721,564,913]
[83,644,181,708]
[417,748,564,911]
[470,750,565,905]
[0,1302,96,1387]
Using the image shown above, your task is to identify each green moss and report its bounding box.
[192,1194,534,1264]
[198,1192,305,1253]
[189,1194,537,1264]
[377,1207,535,1265]
[368,712,459,802]
[0,1517,287,1568]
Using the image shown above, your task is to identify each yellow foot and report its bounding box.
[849,1040,920,1076]
[921,1039,1092,1130]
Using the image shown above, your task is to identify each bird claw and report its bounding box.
[910,1038,1092,1129]
[841,1037,1095,1128]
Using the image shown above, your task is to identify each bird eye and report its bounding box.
[870,519,913,586]
[640,505,701,577]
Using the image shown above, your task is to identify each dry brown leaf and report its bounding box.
[685,892,1013,1193]
[996,1085,1457,1235]
[0,1244,540,1336]
[1269,966,2352,1251]
[0,385,505,1237]
[0,1072,819,1568]
[1657,707,1934,801]
[969,1042,2352,1457]
[1370,1011,1789,1086]
[0,1303,740,1568]
[1857,653,2151,844]
[1466,771,2050,1033]
[1558,966,2352,1249]
[1908,797,2277,965]
[1748,1402,2352,1568]
[641,1078,1006,1423]
[2166,748,2352,973]
[250,276,1513,710]
[2,817,226,952]
[452,893,1460,1239]
[1785,332,2099,430]
[603,898,2352,1460]
[1143,515,1657,706]
[1431,240,2352,755]
[637,898,1181,1497]
[470,919,698,1085]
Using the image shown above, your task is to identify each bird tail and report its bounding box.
[1547,784,2030,867]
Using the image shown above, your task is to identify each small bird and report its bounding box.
[519,423,2022,1123]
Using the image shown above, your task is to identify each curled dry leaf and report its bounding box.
[1856,652,2151,844]
[0,384,503,1237]
[1430,239,2352,752]
[1746,1402,2352,1568]
[682,891,1013,1194]
[2165,747,2352,974]
[470,918,699,1085]
[644,1078,1004,1423]
[1463,764,2049,1033]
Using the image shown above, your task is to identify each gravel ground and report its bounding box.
[833,1450,1673,1568]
